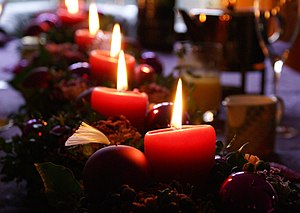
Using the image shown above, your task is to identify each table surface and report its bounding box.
[1,40,300,166]
[0,39,300,211]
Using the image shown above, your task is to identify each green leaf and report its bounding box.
[35,162,83,208]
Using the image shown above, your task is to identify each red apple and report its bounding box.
[140,51,163,74]
[219,172,277,212]
[134,64,156,84]
[145,102,190,132]
[22,67,51,88]
[83,145,150,203]
[68,62,90,79]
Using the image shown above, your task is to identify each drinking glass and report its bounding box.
[174,41,223,124]
[253,0,300,138]
[0,0,6,18]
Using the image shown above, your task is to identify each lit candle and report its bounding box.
[89,23,136,83]
[144,79,216,185]
[57,0,87,25]
[91,50,148,131]
[74,2,100,50]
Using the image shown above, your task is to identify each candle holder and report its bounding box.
[174,41,223,124]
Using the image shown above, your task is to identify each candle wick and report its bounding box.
[117,89,126,93]
[170,125,181,130]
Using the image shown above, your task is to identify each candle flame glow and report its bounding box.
[110,23,122,58]
[89,2,100,36]
[171,78,183,129]
[117,50,128,92]
[65,0,79,14]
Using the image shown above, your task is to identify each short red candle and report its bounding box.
[74,29,96,50]
[89,50,136,83]
[144,125,216,184]
[91,87,148,131]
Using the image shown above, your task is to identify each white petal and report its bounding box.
[65,122,110,146]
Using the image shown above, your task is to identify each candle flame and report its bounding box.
[117,50,128,92]
[65,0,79,14]
[89,2,100,36]
[171,78,183,129]
[110,23,122,58]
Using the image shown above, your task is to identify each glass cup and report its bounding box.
[174,41,223,124]
[0,0,7,19]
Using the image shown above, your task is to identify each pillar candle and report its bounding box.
[89,23,136,83]
[91,87,148,130]
[144,79,216,185]
[57,9,87,25]
[57,0,87,25]
[75,29,97,49]
[144,125,216,184]
[89,50,136,83]
[74,2,100,50]
[91,50,148,132]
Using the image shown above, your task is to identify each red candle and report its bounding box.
[89,23,136,83]
[91,87,148,130]
[57,0,87,25]
[144,79,216,185]
[90,50,136,83]
[91,51,148,131]
[74,2,99,50]
[75,29,96,49]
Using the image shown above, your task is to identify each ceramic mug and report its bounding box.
[223,95,282,158]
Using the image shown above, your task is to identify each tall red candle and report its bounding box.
[91,87,148,130]
[74,2,99,50]
[90,50,136,83]
[144,79,216,185]
[91,50,148,131]
[75,29,96,49]
[89,23,136,83]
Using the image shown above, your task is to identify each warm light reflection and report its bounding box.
[199,13,206,23]
[110,23,122,58]
[280,0,286,6]
[65,0,79,14]
[171,78,183,129]
[228,0,236,5]
[271,7,278,16]
[264,11,271,19]
[219,14,231,22]
[274,60,283,74]
[89,2,100,36]
[141,66,151,73]
[117,50,128,92]
[203,111,214,123]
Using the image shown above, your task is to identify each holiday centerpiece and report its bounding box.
[0,2,300,212]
